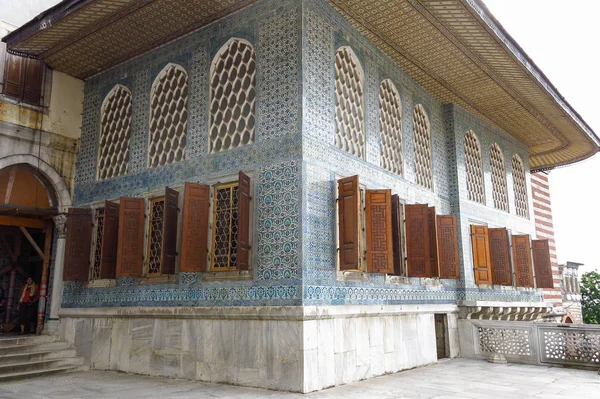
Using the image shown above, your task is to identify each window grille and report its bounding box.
[512,154,529,218]
[147,197,165,275]
[490,143,509,212]
[211,183,240,270]
[91,208,105,280]
[334,46,365,158]
[413,104,432,189]
[379,79,403,176]
[148,64,188,168]
[209,38,256,153]
[98,85,132,180]
[464,130,485,204]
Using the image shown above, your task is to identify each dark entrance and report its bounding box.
[434,313,449,359]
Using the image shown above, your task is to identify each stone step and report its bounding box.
[0,340,70,355]
[0,364,88,382]
[0,348,78,365]
[0,356,84,375]
[0,334,57,347]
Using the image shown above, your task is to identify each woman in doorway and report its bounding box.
[17,277,38,334]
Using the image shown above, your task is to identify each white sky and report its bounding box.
[484,0,600,274]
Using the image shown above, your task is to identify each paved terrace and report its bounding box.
[0,359,598,398]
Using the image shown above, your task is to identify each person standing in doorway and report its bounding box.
[17,277,38,334]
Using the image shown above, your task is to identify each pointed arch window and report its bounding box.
[413,104,432,189]
[490,143,509,212]
[379,79,403,176]
[148,63,188,168]
[464,130,484,204]
[98,85,132,180]
[512,154,529,218]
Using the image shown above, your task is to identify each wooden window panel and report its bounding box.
[428,207,439,277]
[437,215,460,279]
[116,197,145,277]
[405,204,431,277]
[488,228,511,285]
[161,187,179,275]
[63,208,93,282]
[2,54,43,104]
[512,234,534,287]
[471,225,492,284]
[237,171,251,271]
[99,201,119,279]
[3,53,23,98]
[391,194,404,275]
[365,189,393,274]
[338,175,361,271]
[533,239,553,289]
[22,58,43,104]
[180,183,210,272]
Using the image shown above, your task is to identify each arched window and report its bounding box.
[379,79,403,176]
[334,46,365,158]
[209,38,256,153]
[512,154,529,218]
[98,84,132,180]
[464,130,484,204]
[413,104,432,189]
[148,63,188,168]
[490,143,509,212]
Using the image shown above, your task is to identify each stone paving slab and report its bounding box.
[0,359,598,398]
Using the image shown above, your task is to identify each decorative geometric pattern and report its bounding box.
[97,85,132,180]
[147,198,165,275]
[413,104,432,189]
[91,208,105,280]
[542,330,600,364]
[209,39,256,153]
[490,143,509,212]
[464,130,484,204]
[379,79,403,176]
[512,154,529,218]
[211,183,240,270]
[478,327,531,356]
[334,46,365,158]
[148,63,188,168]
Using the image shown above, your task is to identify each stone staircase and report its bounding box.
[0,334,87,381]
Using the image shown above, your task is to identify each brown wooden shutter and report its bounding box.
[391,194,403,275]
[99,201,119,279]
[471,225,492,284]
[488,228,511,285]
[436,215,460,279]
[63,208,93,281]
[116,197,145,277]
[3,53,23,98]
[533,239,553,289]
[22,58,43,104]
[161,187,179,275]
[236,171,251,270]
[428,207,439,277]
[365,190,393,274]
[405,204,431,277]
[512,234,533,287]
[180,183,210,272]
[338,175,360,270]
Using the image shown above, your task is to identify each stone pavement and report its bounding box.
[0,359,598,398]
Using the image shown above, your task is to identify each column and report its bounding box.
[49,214,67,320]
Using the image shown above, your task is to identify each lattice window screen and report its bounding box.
[147,197,165,275]
[148,64,188,168]
[490,143,509,212]
[91,208,105,280]
[512,155,529,218]
[413,104,432,189]
[98,85,132,180]
[379,79,403,176]
[464,130,485,204]
[210,38,256,153]
[211,183,240,270]
[334,46,365,158]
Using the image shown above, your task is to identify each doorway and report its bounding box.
[434,313,449,359]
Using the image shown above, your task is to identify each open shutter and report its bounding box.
[488,228,511,285]
[428,207,439,277]
[471,225,492,284]
[99,201,119,279]
[391,194,403,275]
[161,187,179,274]
[365,190,393,274]
[338,175,360,270]
[63,208,93,281]
[22,58,43,104]
[533,239,553,288]
[116,197,145,277]
[405,204,431,277]
[436,215,459,279]
[3,53,23,98]
[512,234,533,287]
[180,183,210,272]
[236,172,251,270]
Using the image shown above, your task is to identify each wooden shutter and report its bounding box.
[338,175,360,270]
[236,172,251,270]
[428,207,439,277]
[180,183,210,272]
[365,190,393,274]
[471,225,492,284]
[116,197,145,277]
[22,58,43,104]
[488,228,511,285]
[161,187,179,275]
[391,194,403,275]
[436,215,459,279]
[405,204,431,277]
[533,239,553,288]
[3,53,23,98]
[99,201,119,279]
[63,208,93,281]
[512,235,533,287]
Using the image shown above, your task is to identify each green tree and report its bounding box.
[581,271,600,324]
